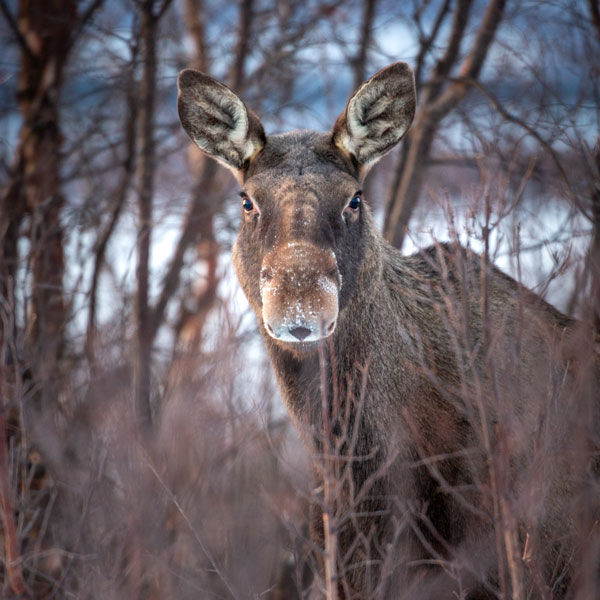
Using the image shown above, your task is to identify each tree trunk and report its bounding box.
[229,0,255,91]
[135,0,159,427]
[14,0,77,407]
[351,0,377,92]
[383,115,437,247]
[0,155,26,365]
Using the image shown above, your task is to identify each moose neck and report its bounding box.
[260,214,387,429]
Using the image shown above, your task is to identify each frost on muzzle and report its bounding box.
[260,242,340,343]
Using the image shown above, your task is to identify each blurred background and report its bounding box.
[0,0,599,598]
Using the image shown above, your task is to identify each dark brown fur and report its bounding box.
[177,64,599,599]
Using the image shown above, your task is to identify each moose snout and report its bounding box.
[265,311,337,343]
[260,244,339,344]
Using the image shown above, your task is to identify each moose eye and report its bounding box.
[241,195,254,212]
[343,194,361,224]
[348,196,361,210]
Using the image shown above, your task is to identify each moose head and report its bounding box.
[177,64,416,350]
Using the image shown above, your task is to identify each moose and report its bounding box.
[177,63,598,598]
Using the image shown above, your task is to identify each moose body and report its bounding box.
[177,64,597,598]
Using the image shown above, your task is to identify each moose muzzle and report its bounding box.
[260,242,339,343]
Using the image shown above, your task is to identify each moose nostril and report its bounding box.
[327,320,336,334]
[289,326,311,341]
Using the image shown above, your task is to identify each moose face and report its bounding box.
[234,133,364,346]
[177,64,416,350]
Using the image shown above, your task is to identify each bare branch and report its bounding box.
[0,399,32,599]
[428,0,507,121]
[156,0,173,20]
[0,0,33,59]
[466,77,575,202]
[351,0,377,91]
[67,0,104,52]
[422,0,474,104]
[588,0,600,42]
[244,0,347,88]
[413,0,452,91]
[86,39,140,368]
[148,160,218,342]
[385,0,508,248]
[229,0,255,91]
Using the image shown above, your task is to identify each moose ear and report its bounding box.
[177,69,266,179]
[332,62,416,172]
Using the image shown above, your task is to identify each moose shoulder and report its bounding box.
[177,64,597,599]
